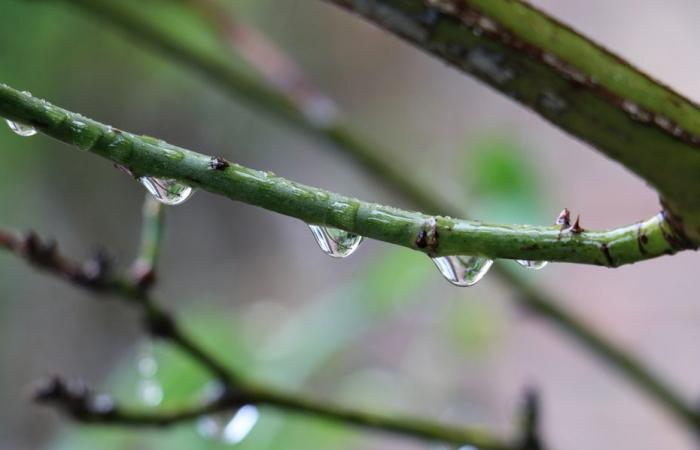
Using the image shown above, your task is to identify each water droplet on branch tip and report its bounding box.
[431,255,493,287]
[139,177,194,205]
[308,225,363,258]
[5,119,36,137]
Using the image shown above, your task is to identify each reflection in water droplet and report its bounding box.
[431,255,493,287]
[139,177,194,205]
[136,342,163,407]
[516,260,548,270]
[308,225,363,258]
[197,405,260,445]
[5,119,36,137]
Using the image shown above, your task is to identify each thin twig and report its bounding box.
[4,227,514,449]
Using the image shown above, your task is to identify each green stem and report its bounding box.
[130,196,165,287]
[0,84,680,265]
[323,0,700,242]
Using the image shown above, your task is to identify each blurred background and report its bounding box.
[1,0,699,449]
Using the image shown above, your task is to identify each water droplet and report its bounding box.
[139,177,194,205]
[516,260,548,270]
[5,119,36,137]
[308,225,363,258]
[138,378,164,406]
[431,255,493,287]
[136,342,163,407]
[197,405,260,445]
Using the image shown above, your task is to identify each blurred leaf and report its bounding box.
[463,134,545,224]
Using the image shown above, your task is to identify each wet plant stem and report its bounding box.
[14,0,700,439]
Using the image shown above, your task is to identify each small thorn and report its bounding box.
[555,208,571,229]
[569,215,584,234]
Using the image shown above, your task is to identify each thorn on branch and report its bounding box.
[129,259,157,290]
[555,208,571,230]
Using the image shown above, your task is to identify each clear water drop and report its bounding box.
[431,255,493,287]
[138,378,164,406]
[5,119,36,137]
[308,225,363,258]
[136,342,163,407]
[516,260,548,270]
[139,177,194,205]
[197,405,260,445]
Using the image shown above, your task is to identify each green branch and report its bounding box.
[16,0,700,439]
[0,84,681,265]
[322,0,700,243]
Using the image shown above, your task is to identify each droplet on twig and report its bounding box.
[308,225,363,258]
[431,255,493,287]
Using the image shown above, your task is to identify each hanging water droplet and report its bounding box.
[431,255,493,287]
[308,225,363,258]
[139,177,194,205]
[5,119,36,137]
[197,405,260,445]
[515,260,548,270]
[136,342,163,407]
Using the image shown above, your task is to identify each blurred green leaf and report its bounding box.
[463,134,545,224]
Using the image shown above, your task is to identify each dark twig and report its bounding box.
[5,227,514,449]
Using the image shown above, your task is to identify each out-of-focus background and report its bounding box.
[1,0,699,449]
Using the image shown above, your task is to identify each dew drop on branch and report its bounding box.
[136,342,163,407]
[5,119,36,137]
[431,255,493,287]
[197,405,260,445]
[139,177,194,205]
[515,259,548,270]
[308,225,363,258]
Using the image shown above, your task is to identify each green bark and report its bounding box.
[0,84,680,265]
[324,0,700,244]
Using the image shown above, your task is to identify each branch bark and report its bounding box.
[322,0,700,244]
[0,85,681,265]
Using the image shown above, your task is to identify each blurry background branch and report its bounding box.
[0,222,520,450]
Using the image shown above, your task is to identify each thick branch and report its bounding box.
[0,85,683,265]
[322,0,700,243]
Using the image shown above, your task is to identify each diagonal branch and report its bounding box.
[0,85,685,265]
[7,229,515,450]
[322,0,700,243]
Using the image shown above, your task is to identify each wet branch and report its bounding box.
[0,85,685,265]
[4,227,514,450]
[14,0,700,439]
[322,0,700,243]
